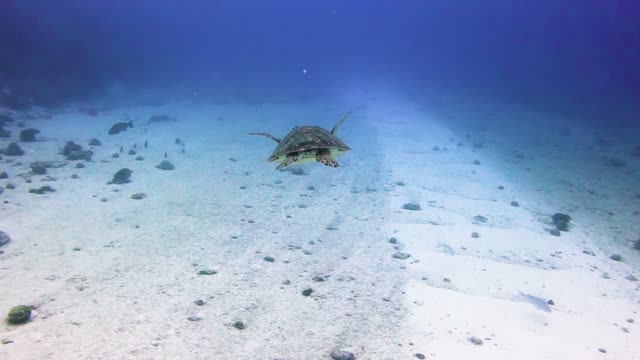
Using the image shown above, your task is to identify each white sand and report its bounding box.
[0,95,638,359]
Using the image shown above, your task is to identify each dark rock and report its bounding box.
[112,153,119,158]
[0,230,10,246]
[498,185,504,190]
[473,215,488,223]
[6,183,15,189]
[175,137,183,145]
[29,185,54,194]
[7,305,31,324]
[71,174,79,179]
[471,232,480,238]
[4,142,24,156]
[0,171,8,179]
[598,348,607,354]
[19,128,39,142]
[0,127,10,138]
[415,353,425,359]
[131,193,147,200]
[263,256,275,262]
[402,203,421,211]
[302,288,313,296]
[510,201,519,207]
[610,254,623,262]
[330,349,355,360]
[392,251,411,260]
[76,162,85,169]
[61,141,82,156]
[473,159,481,165]
[432,146,440,151]
[194,300,205,306]
[30,164,46,175]
[233,320,245,330]
[549,228,561,236]
[135,156,144,161]
[547,299,555,305]
[155,160,175,170]
[468,336,483,345]
[197,269,217,275]
[88,138,101,146]
[388,237,398,244]
[552,213,572,231]
[187,316,202,322]
[107,168,133,185]
[66,150,92,161]
[633,239,640,250]
[128,149,136,155]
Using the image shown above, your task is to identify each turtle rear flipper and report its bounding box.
[249,132,281,143]
[316,149,339,167]
[276,152,299,170]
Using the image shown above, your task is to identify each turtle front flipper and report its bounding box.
[249,132,281,143]
[316,149,339,167]
[276,152,299,170]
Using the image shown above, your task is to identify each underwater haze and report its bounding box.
[1,1,639,359]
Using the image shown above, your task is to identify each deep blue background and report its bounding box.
[0,0,638,122]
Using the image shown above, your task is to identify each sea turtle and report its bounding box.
[250,111,351,170]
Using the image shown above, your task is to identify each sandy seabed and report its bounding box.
[1,95,639,359]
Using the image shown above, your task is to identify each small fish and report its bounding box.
[164,152,167,158]
[108,121,133,135]
[144,140,148,149]
[119,145,123,153]
[517,290,552,312]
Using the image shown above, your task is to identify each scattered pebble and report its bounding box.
[472,159,481,165]
[233,321,246,330]
[388,237,398,244]
[547,299,555,306]
[302,288,313,297]
[468,336,483,345]
[130,193,147,200]
[471,232,479,238]
[187,316,202,322]
[0,172,7,179]
[510,201,519,207]
[415,353,425,359]
[135,156,144,161]
[402,203,421,211]
[263,256,275,262]
[498,185,504,190]
[392,252,411,260]
[88,138,101,146]
[197,269,217,275]
[194,300,205,306]
[76,162,85,169]
[610,254,623,262]
[598,348,606,353]
[128,149,136,155]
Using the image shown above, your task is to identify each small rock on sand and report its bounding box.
[156,160,175,170]
[331,349,355,360]
[0,231,10,246]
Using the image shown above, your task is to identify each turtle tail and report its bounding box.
[249,132,281,143]
[331,111,351,135]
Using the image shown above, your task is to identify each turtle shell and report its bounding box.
[268,126,350,161]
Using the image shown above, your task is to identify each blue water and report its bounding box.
[1,1,639,359]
